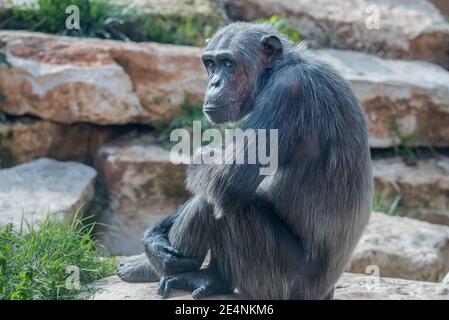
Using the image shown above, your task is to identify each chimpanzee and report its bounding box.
[117,22,373,300]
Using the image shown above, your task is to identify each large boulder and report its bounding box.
[372,157,449,225]
[0,158,97,229]
[95,134,189,255]
[2,31,449,147]
[0,31,206,125]
[215,0,449,69]
[315,49,449,148]
[90,272,449,300]
[349,213,449,281]
[0,117,118,168]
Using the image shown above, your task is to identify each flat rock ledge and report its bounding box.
[0,158,97,229]
[89,273,449,300]
[372,157,449,225]
[348,213,449,281]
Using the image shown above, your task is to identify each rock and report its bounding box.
[0,117,119,168]
[443,272,449,284]
[216,0,449,69]
[2,31,449,146]
[90,276,237,300]
[348,213,449,281]
[431,0,449,15]
[372,157,449,225]
[0,31,206,125]
[89,272,449,300]
[0,158,97,229]
[335,273,449,300]
[95,134,189,255]
[314,49,449,148]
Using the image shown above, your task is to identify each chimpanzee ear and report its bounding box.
[260,35,283,68]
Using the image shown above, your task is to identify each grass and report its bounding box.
[0,212,116,300]
[372,194,401,215]
[0,0,224,45]
[1,0,130,39]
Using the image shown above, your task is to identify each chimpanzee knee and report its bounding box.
[142,197,214,276]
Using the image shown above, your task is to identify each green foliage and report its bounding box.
[134,12,222,46]
[255,16,301,42]
[153,99,212,149]
[2,0,130,39]
[0,0,223,45]
[0,213,115,300]
[372,194,401,215]
[152,97,248,149]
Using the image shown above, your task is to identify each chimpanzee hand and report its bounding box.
[144,234,204,276]
[157,267,232,299]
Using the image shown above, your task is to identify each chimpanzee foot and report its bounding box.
[157,268,231,299]
[117,254,159,282]
[144,234,204,276]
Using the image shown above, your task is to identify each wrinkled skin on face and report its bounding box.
[202,51,252,123]
[201,26,283,124]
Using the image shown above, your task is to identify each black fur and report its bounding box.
[118,22,373,300]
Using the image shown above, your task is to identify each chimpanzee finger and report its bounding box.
[157,276,170,296]
[192,285,210,299]
[162,278,178,299]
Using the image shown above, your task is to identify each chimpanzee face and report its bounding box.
[201,29,282,124]
[201,50,252,124]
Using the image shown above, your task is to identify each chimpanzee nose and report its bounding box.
[210,77,221,88]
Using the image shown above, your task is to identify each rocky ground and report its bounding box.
[1,0,449,300]
[90,273,449,300]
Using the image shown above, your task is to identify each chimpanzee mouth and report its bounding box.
[203,104,228,113]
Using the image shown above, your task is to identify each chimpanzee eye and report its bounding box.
[205,60,215,69]
[224,59,232,68]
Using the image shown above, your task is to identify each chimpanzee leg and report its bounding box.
[118,197,212,282]
[157,195,316,299]
[157,197,233,298]
[117,253,159,283]
[158,195,335,300]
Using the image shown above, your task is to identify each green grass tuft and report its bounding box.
[0,213,116,300]
[372,194,401,216]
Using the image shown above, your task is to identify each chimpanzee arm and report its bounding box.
[187,65,314,214]
[142,198,211,276]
